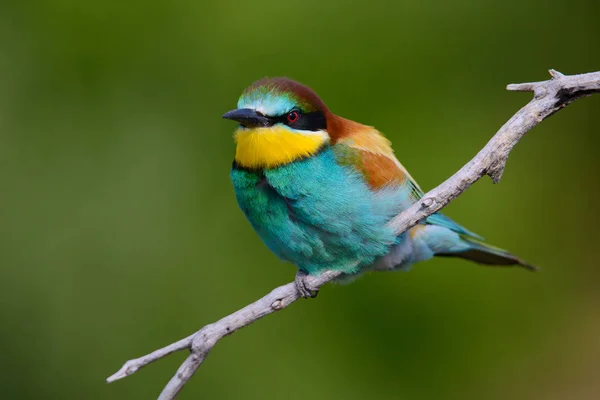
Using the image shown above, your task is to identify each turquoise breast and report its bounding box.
[230,147,409,275]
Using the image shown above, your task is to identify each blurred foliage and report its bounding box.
[1,0,599,399]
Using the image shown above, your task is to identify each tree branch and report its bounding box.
[106,69,600,399]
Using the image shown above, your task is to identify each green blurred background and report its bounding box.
[1,0,599,399]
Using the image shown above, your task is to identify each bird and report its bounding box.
[223,77,536,298]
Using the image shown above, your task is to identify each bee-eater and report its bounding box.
[224,77,536,297]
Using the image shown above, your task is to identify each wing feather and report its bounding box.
[330,122,422,200]
[330,118,481,240]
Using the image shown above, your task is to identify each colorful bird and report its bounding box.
[224,77,536,297]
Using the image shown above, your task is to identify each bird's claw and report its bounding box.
[295,270,319,299]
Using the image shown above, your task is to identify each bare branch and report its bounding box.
[107,69,600,399]
[105,270,342,386]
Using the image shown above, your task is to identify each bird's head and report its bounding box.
[223,77,332,169]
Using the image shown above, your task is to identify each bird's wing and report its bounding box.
[331,123,483,240]
[331,124,423,200]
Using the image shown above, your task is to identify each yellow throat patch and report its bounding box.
[234,126,329,169]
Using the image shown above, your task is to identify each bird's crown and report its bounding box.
[238,77,328,117]
[224,77,330,132]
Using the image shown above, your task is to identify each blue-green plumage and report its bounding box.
[231,146,412,275]
[231,145,524,276]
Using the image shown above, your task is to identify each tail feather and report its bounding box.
[437,236,538,271]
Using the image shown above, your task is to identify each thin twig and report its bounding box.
[107,69,600,399]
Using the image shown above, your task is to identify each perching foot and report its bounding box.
[294,270,319,299]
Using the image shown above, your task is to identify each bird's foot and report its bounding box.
[295,270,319,299]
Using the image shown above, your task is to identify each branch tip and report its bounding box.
[106,365,133,383]
[549,69,565,79]
[506,82,536,92]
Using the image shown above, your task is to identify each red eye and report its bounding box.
[287,111,299,124]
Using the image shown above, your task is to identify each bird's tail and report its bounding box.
[437,235,538,271]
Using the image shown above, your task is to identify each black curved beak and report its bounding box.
[222,108,271,128]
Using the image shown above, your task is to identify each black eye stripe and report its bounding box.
[269,111,327,131]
